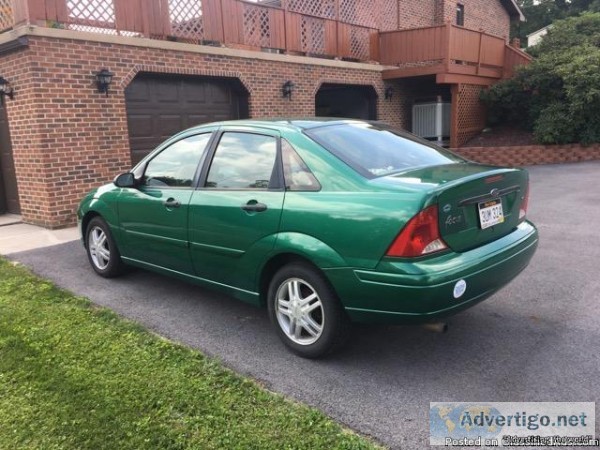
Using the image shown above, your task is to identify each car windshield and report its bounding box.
[306,122,463,178]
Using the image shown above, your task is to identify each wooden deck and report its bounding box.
[3,0,378,62]
[1,1,530,79]
[380,23,532,83]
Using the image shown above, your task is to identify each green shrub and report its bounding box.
[480,77,531,127]
[533,102,577,144]
[482,13,600,144]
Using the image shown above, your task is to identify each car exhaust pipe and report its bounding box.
[422,322,448,333]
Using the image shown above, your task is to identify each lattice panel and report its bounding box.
[349,26,370,61]
[0,0,14,32]
[243,5,270,48]
[67,0,115,26]
[456,84,487,147]
[288,0,335,20]
[169,0,204,41]
[301,17,325,55]
[339,0,376,28]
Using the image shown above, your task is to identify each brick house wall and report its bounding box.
[0,45,57,224]
[396,0,437,29]
[1,32,408,227]
[0,0,521,227]
[364,0,511,37]
[394,0,510,39]
[378,0,399,31]
[438,0,511,39]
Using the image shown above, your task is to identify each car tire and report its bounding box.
[267,262,350,358]
[85,216,126,278]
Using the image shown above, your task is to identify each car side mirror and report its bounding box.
[114,172,136,188]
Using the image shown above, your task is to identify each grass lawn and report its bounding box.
[0,258,380,450]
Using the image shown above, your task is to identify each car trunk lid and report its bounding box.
[378,163,529,253]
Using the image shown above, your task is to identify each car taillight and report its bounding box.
[386,205,448,257]
[519,183,529,221]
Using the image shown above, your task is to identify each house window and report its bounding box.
[456,4,465,26]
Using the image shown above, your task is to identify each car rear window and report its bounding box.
[306,122,463,178]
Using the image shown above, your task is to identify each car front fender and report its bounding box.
[79,194,122,248]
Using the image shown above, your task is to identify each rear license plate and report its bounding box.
[478,199,504,229]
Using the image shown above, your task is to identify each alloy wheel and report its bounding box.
[88,226,110,270]
[275,278,325,345]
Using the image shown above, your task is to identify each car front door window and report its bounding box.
[144,134,211,188]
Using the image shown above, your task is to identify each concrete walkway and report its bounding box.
[0,213,22,227]
[0,217,79,255]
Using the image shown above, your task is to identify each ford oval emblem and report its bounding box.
[443,204,452,213]
[490,188,500,198]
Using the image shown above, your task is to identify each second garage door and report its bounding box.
[125,74,248,164]
[315,84,377,120]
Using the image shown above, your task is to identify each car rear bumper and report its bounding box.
[324,221,538,324]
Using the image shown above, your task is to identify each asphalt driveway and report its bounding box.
[8,161,600,449]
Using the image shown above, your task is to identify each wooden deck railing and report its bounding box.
[379,25,448,68]
[0,1,529,72]
[380,23,532,79]
[503,44,532,78]
[1,0,378,62]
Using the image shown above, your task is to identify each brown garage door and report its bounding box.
[125,74,248,165]
[0,102,20,214]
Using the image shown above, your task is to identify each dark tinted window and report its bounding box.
[282,140,320,191]
[144,134,211,187]
[456,4,465,26]
[206,132,277,189]
[306,122,462,178]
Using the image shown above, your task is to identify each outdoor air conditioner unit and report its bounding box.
[412,97,451,147]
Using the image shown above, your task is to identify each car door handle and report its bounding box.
[163,198,181,208]
[241,201,267,213]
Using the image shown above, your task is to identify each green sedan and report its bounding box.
[78,119,538,358]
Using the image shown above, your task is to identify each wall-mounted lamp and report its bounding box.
[95,68,114,97]
[282,80,295,100]
[0,76,14,105]
[384,86,394,101]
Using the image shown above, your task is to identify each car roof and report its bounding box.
[185,118,371,134]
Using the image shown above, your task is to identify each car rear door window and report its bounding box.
[205,132,277,189]
[144,134,211,187]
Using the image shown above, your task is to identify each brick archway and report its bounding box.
[120,65,253,95]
